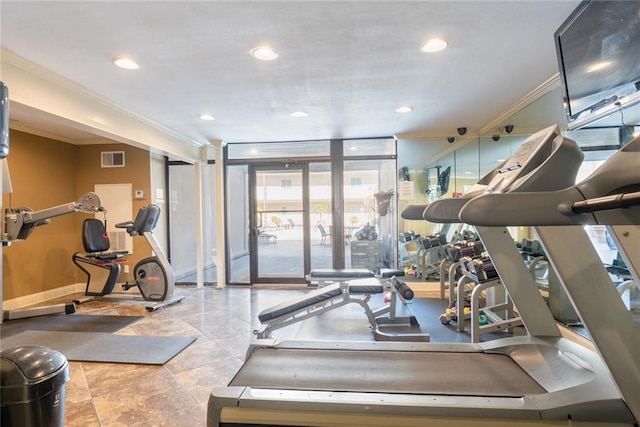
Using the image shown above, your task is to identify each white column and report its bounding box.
[211,140,226,288]
[194,161,204,289]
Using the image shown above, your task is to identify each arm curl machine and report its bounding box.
[1,192,105,320]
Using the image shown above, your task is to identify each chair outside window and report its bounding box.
[317,224,331,245]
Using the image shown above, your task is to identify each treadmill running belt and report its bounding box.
[231,348,546,397]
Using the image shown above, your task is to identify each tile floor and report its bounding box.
[59,285,311,427]
[9,274,633,425]
[7,281,458,426]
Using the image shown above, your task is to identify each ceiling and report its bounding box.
[1,1,583,153]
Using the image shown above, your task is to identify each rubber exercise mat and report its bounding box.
[0,330,197,365]
[0,314,144,338]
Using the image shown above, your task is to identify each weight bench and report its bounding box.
[305,268,404,287]
[254,276,429,342]
[305,268,374,286]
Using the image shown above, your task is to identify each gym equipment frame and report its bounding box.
[1,192,104,320]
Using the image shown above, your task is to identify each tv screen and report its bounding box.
[438,166,451,196]
[555,0,640,130]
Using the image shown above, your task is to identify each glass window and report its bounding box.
[343,138,395,157]
[227,164,250,284]
[169,162,217,285]
[310,162,332,270]
[227,140,330,160]
[344,159,397,269]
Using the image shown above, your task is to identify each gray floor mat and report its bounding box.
[1,330,197,365]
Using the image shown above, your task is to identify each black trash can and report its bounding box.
[1,345,70,427]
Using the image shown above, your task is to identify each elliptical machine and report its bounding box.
[73,204,184,311]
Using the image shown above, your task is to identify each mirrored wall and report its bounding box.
[396,82,639,331]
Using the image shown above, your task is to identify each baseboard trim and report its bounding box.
[3,283,87,310]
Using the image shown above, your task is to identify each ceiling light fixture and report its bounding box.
[199,114,215,121]
[395,106,413,113]
[420,38,449,53]
[113,58,140,70]
[250,46,279,61]
[291,111,308,117]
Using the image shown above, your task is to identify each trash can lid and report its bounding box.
[1,345,70,404]
[1,345,68,384]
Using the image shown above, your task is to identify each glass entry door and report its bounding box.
[250,165,307,283]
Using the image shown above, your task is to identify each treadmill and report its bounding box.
[207,125,638,426]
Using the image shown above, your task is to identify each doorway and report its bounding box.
[248,162,334,283]
[250,164,307,283]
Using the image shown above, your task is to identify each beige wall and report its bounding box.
[2,130,152,300]
[74,142,153,286]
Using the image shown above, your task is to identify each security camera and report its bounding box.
[447,136,455,143]
[505,125,514,134]
[492,135,500,142]
[457,127,467,136]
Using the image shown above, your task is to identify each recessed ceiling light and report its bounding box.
[291,111,308,117]
[199,114,215,121]
[395,106,413,113]
[250,46,279,61]
[420,38,449,53]
[113,58,140,70]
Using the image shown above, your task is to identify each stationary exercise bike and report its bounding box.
[73,204,184,311]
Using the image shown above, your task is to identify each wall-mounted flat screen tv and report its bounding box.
[555,0,640,130]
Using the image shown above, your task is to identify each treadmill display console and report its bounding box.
[486,126,557,194]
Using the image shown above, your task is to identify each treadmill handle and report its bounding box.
[572,191,640,215]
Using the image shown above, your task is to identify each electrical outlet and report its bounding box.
[124,265,130,273]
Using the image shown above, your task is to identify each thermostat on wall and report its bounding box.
[134,190,145,199]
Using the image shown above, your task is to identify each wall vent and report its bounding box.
[101,151,125,168]
[108,231,128,252]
